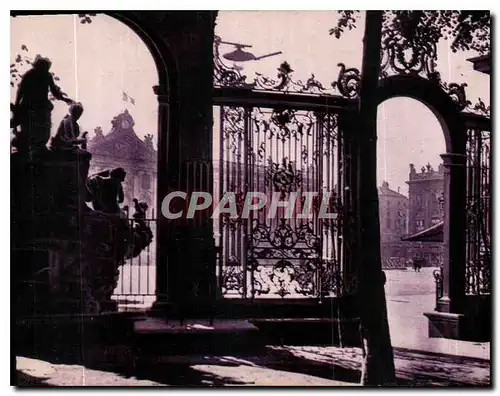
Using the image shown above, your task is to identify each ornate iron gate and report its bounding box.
[214,104,355,300]
[465,121,491,295]
[212,34,361,302]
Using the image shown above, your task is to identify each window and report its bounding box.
[431,217,441,225]
[416,219,424,231]
[141,174,151,190]
[416,194,422,206]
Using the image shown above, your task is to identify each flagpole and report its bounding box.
[73,14,78,101]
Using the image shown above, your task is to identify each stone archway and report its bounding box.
[377,75,465,154]
[105,12,218,311]
[376,74,472,339]
[12,11,218,312]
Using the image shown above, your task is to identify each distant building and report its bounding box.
[378,181,410,268]
[405,162,445,267]
[87,109,157,214]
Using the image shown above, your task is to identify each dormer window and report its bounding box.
[121,119,131,129]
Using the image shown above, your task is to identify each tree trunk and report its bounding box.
[357,11,396,386]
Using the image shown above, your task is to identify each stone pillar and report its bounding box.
[169,159,216,315]
[424,152,467,339]
[436,153,467,314]
[151,11,217,318]
[153,86,174,308]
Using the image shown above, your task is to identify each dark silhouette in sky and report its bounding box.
[11,55,74,151]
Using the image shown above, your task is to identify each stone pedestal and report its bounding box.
[425,294,491,342]
[424,311,464,340]
[424,152,490,342]
[12,148,153,317]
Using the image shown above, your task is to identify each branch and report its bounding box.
[329,11,360,39]
[330,11,490,55]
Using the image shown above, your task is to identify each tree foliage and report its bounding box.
[78,13,97,24]
[330,11,490,55]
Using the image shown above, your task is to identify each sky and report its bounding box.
[10,12,490,196]
[10,14,158,146]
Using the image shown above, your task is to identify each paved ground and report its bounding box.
[385,267,490,360]
[15,267,491,387]
[15,344,490,387]
[15,355,357,387]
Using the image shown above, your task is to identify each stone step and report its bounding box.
[134,318,266,355]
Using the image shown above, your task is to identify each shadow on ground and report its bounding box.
[15,370,55,387]
[393,347,491,387]
[14,343,360,386]
[14,342,490,386]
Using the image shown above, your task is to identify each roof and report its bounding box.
[88,110,156,163]
[467,54,491,75]
[378,182,408,199]
[401,221,444,243]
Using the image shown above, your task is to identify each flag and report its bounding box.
[122,92,135,105]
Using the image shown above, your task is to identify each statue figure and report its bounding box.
[421,166,426,173]
[409,163,416,174]
[426,163,433,173]
[111,115,120,129]
[50,102,87,152]
[11,55,73,151]
[86,167,127,214]
[143,134,154,150]
[81,132,89,151]
[93,126,104,141]
[126,198,154,259]
[132,198,148,222]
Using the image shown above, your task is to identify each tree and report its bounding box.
[331,10,490,386]
[356,11,396,385]
[330,11,490,56]
[11,12,96,23]
[77,14,97,24]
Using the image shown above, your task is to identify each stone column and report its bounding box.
[437,153,467,313]
[151,12,217,318]
[169,159,216,315]
[424,152,467,339]
[153,85,174,309]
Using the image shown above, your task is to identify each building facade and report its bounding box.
[87,109,157,215]
[378,181,410,268]
[406,162,445,267]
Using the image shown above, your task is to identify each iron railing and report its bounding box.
[112,209,157,311]
[433,265,443,310]
[212,103,354,301]
[465,127,491,295]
